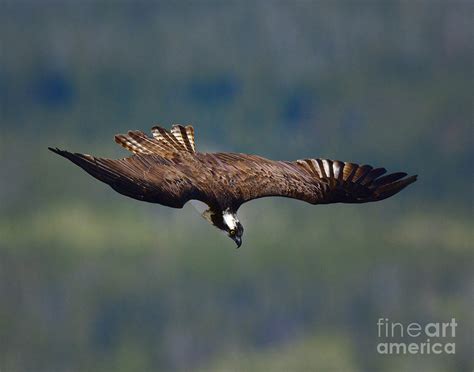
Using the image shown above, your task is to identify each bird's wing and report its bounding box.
[292,158,417,204]
[209,153,417,207]
[50,125,203,208]
[48,149,203,208]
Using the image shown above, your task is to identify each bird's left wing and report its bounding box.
[292,158,417,204]
[49,148,202,208]
[210,153,416,208]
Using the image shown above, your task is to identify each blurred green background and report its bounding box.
[1,1,473,371]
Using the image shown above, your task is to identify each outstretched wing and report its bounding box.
[49,125,202,208]
[293,158,417,204]
[208,153,417,207]
[48,149,202,208]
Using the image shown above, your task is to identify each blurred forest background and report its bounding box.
[0,1,473,371]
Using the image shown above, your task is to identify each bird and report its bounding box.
[49,124,417,248]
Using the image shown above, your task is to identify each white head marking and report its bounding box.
[223,211,238,230]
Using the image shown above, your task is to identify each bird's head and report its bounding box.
[202,208,244,248]
[222,210,244,248]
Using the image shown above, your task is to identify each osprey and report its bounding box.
[50,124,417,248]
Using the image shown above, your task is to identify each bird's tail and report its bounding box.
[297,158,417,204]
[114,125,196,156]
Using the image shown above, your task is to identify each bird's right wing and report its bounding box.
[48,148,202,208]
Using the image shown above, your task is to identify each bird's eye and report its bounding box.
[229,230,236,236]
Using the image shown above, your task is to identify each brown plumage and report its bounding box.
[49,124,417,247]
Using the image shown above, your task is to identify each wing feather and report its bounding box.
[48,148,202,208]
[294,158,417,204]
[207,153,416,207]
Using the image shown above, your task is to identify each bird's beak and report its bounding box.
[233,236,242,248]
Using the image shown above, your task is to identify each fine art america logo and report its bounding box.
[377,318,457,355]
